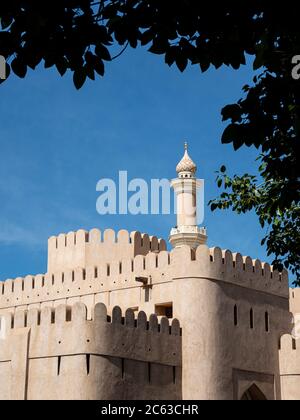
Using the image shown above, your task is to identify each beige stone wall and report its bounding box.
[47,228,166,273]
[278,289,300,400]
[0,228,296,400]
[0,302,181,400]
[0,231,289,316]
[279,334,300,400]
[290,288,300,315]
[171,245,290,400]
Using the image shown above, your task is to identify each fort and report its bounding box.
[0,144,299,400]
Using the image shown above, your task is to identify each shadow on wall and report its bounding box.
[241,384,267,400]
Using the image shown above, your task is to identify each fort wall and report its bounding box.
[172,245,291,399]
[279,334,300,400]
[0,232,289,317]
[0,302,181,400]
[0,230,294,400]
[47,229,166,273]
[290,288,300,314]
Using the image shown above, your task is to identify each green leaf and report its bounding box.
[211,203,218,211]
[165,47,178,67]
[253,48,265,70]
[233,137,244,151]
[95,44,111,61]
[221,123,240,144]
[140,29,154,46]
[176,55,188,72]
[1,16,13,30]
[73,68,86,89]
[11,57,27,78]
[199,55,210,73]
[221,104,242,122]
[148,40,168,55]
[93,58,105,76]
[55,58,68,76]
[220,165,226,173]
[85,64,95,80]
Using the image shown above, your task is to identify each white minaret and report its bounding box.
[169,142,207,249]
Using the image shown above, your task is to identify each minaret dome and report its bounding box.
[176,142,197,176]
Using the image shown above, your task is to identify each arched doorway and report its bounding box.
[241,384,267,400]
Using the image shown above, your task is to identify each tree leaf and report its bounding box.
[221,104,242,122]
[93,58,105,76]
[11,57,27,78]
[176,55,188,72]
[73,68,86,89]
[221,124,240,144]
[95,44,111,61]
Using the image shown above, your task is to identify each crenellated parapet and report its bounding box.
[47,228,166,273]
[0,240,289,311]
[0,302,181,365]
[0,249,172,310]
[0,302,181,400]
[172,244,289,298]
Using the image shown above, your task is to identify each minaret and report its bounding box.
[169,142,207,249]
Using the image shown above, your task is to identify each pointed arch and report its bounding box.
[241,384,267,400]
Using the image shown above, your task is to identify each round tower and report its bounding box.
[169,142,207,249]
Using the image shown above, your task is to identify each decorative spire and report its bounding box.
[176,142,197,174]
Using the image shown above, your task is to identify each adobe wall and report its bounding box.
[0,230,289,317]
[279,334,300,400]
[290,288,300,315]
[171,245,291,400]
[47,229,166,273]
[0,302,182,400]
[0,229,292,400]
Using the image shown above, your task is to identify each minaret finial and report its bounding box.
[176,141,197,174]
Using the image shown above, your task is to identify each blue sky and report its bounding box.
[0,47,276,281]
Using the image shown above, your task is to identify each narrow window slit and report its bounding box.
[86,354,90,375]
[265,311,269,332]
[57,356,61,376]
[250,308,254,329]
[234,305,238,326]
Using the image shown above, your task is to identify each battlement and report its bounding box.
[0,302,181,364]
[0,242,289,312]
[174,245,289,298]
[47,228,167,272]
[290,288,300,314]
[0,302,182,400]
[0,301,180,333]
